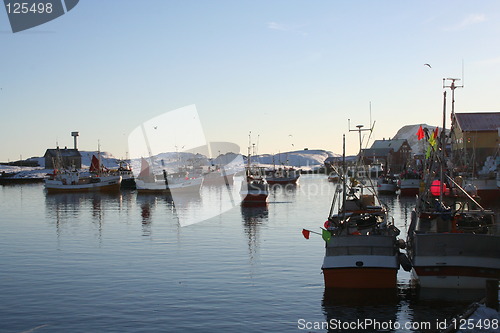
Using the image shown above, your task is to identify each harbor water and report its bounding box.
[0,175,497,332]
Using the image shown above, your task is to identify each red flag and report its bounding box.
[416,125,424,141]
[433,127,439,139]
[302,229,310,240]
[90,155,100,172]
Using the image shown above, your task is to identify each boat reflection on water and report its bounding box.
[135,193,162,236]
[322,288,399,332]
[416,287,486,303]
[241,205,269,262]
[241,205,269,223]
[45,191,125,219]
[322,285,478,332]
[323,287,399,307]
[44,191,129,239]
[406,287,483,332]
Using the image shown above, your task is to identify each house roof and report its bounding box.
[361,148,393,157]
[454,112,500,132]
[369,139,410,152]
[44,148,81,157]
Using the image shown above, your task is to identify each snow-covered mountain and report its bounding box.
[392,124,444,154]
[250,149,339,170]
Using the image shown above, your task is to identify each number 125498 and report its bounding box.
[5,2,54,14]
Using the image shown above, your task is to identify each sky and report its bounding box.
[1,0,500,162]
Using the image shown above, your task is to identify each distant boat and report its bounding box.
[327,171,340,182]
[44,154,122,192]
[135,158,203,193]
[398,170,422,196]
[369,163,384,178]
[240,165,269,206]
[265,167,300,185]
[0,171,44,184]
[240,134,269,206]
[461,177,499,206]
[376,175,398,194]
[202,167,234,186]
[108,160,136,189]
[44,170,121,192]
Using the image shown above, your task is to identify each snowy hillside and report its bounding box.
[79,151,120,168]
[129,149,337,173]
[251,149,339,170]
[393,124,443,155]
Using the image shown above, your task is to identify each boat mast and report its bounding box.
[342,134,347,223]
[348,105,375,167]
[439,91,446,203]
[247,131,251,171]
[443,78,463,168]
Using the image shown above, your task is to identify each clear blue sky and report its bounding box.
[1,0,499,162]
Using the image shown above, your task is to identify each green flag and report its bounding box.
[425,145,432,159]
[322,229,331,242]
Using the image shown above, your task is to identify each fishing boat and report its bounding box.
[202,167,234,186]
[111,160,136,189]
[327,171,340,182]
[0,171,44,184]
[406,180,500,289]
[44,154,122,192]
[240,165,269,205]
[240,136,269,205]
[406,83,500,289]
[376,174,398,194]
[265,167,300,185]
[398,170,422,196]
[135,158,203,193]
[320,136,405,289]
[461,177,499,206]
[44,169,121,192]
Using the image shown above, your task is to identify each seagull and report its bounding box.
[153,126,157,129]
[424,63,432,68]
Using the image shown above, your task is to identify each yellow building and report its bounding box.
[450,112,500,170]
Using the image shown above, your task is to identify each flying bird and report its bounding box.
[424,63,432,68]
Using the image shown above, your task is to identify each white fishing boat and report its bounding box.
[135,158,203,193]
[376,175,398,194]
[45,154,122,192]
[45,170,121,193]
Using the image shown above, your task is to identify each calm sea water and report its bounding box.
[0,175,494,332]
